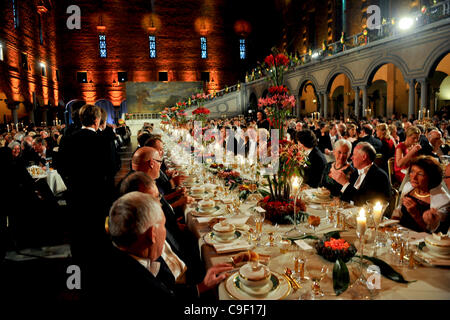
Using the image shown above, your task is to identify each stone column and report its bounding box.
[407,79,415,120]
[353,87,360,120]
[8,103,19,124]
[360,85,368,118]
[318,93,324,117]
[418,78,428,110]
[323,92,329,119]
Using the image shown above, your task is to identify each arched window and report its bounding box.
[200,37,207,59]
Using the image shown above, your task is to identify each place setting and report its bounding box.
[204,220,250,254]
[224,259,291,300]
[27,165,48,179]
[415,232,450,267]
[303,187,334,205]
[190,199,222,217]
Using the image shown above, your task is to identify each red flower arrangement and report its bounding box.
[192,107,211,115]
[315,237,356,263]
[258,195,307,224]
[264,53,290,68]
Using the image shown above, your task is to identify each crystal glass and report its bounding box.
[251,209,265,246]
[307,264,328,298]
[284,176,305,239]
[366,200,389,251]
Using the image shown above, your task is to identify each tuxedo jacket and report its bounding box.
[353,135,383,154]
[90,245,198,304]
[304,147,327,188]
[318,134,332,153]
[341,163,392,206]
[160,197,205,283]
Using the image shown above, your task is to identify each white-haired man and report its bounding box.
[93,192,232,302]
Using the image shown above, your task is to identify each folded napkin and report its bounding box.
[379,219,400,228]
[196,215,224,224]
[312,223,340,234]
[294,239,314,251]
[225,216,249,226]
[407,231,429,245]
[213,240,253,254]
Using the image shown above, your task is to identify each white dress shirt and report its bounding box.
[341,163,373,193]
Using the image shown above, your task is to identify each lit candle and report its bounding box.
[356,208,367,237]
[16,123,18,131]
[291,176,300,195]
[373,201,383,225]
[7,124,10,132]
[427,110,430,119]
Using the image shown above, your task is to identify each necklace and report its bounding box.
[414,190,430,198]
[333,163,347,170]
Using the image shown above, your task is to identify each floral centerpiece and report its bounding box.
[174,102,188,125]
[258,51,296,140]
[315,237,356,263]
[192,107,210,126]
[257,140,309,224]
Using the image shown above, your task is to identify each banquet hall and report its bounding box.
[0,0,449,309]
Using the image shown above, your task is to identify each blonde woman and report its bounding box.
[388,124,400,145]
[394,126,422,184]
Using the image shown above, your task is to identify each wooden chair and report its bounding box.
[387,157,396,185]
[374,153,384,169]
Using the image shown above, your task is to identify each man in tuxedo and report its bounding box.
[119,171,205,284]
[329,142,391,206]
[92,192,232,303]
[296,129,327,188]
[59,104,115,263]
[353,124,382,154]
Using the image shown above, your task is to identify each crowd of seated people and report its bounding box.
[0,106,449,302]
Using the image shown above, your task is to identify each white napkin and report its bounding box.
[213,240,252,254]
[294,240,313,250]
[407,231,429,245]
[225,216,249,226]
[378,219,400,228]
[195,215,225,224]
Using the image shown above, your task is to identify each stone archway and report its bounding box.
[297,80,320,117]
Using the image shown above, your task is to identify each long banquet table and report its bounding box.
[184,193,450,300]
[160,127,450,301]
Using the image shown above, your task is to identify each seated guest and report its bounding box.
[93,192,232,303]
[129,146,193,212]
[317,122,332,154]
[346,123,358,143]
[329,142,391,206]
[376,123,396,174]
[425,129,445,159]
[353,124,382,154]
[296,129,327,188]
[394,126,422,184]
[321,139,355,197]
[388,123,400,145]
[119,172,205,283]
[8,141,24,166]
[22,136,46,167]
[256,110,270,131]
[392,156,449,233]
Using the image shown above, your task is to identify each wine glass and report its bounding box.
[252,208,265,246]
[307,264,328,298]
[284,175,305,239]
[366,200,389,252]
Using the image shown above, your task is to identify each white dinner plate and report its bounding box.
[204,231,243,245]
[224,271,291,300]
[190,206,222,217]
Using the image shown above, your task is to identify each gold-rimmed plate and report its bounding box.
[224,271,291,300]
[190,206,222,217]
[204,231,243,245]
